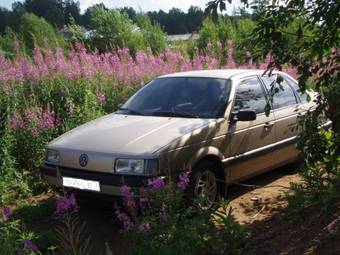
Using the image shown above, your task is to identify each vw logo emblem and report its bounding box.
[79,154,88,167]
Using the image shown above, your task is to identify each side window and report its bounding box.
[283,76,308,102]
[262,75,298,109]
[233,77,267,114]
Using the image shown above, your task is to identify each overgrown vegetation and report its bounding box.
[1,0,339,252]
[115,175,248,255]
[208,0,340,210]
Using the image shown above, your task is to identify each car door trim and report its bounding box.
[222,135,298,165]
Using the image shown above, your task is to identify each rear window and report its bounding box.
[262,75,298,109]
[283,75,308,102]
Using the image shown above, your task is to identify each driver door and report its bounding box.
[225,76,276,181]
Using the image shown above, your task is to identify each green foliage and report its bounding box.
[0,207,57,254]
[0,27,19,57]
[19,13,66,52]
[67,17,86,44]
[232,18,256,62]
[0,219,39,255]
[0,13,66,56]
[119,182,248,255]
[86,6,168,55]
[89,6,144,54]
[136,13,167,54]
[207,0,340,210]
[55,211,91,255]
[196,17,255,64]
[15,198,55,225]
[254,0,340,209]
[2,75,137,202]
[0,171,40,205]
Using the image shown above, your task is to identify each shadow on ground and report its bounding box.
[22,164,340,255]
[76,164,300,255]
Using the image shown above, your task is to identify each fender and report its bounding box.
[187,146,225,170]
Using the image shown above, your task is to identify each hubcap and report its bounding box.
[194,170,217,209]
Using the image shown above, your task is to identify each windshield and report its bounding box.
[117,77,231,119]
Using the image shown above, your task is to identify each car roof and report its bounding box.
[158,69,279,80]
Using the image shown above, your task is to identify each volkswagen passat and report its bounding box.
[40,69,319,206]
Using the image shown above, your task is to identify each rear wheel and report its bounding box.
[190,160,219,210]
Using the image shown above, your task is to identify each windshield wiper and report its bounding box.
[152,111,198,118]
[118,107,144,116]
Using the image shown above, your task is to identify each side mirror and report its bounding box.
[233,110,256,122]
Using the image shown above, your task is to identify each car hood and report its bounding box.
[49,114,216,156]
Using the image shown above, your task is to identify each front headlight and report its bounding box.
[115,159,158,175]
[45,149,60,164]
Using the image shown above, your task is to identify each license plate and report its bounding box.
[62,177,100,192]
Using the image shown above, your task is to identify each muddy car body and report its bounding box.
[40,69,319,204]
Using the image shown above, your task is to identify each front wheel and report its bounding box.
[190,160,219,210]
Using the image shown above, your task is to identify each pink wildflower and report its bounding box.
[139,195,150,209]
[177,172,190,190]
[120,185,136,210]
[39,110,56,129]
[9,111,25,129]
[96,91,106,106]
[148,177,165,190]
[207,41,212,52]
[22,239,39,253]
[115,209,134,231]
[138,222,151,233]
[159,210,169,223]
[2,206,12,221]
[54,193,78,219]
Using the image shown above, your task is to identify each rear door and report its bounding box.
[226,76,276,181]
[261,74,301,141]
[260,74,302,163]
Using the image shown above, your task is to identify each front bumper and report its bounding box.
[40,163,155,196]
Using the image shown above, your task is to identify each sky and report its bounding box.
[0,0,244,14]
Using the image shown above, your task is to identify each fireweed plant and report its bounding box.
[0,206,43,255]
[54,193,91,255]
[115,173,248,255]
[0,39,297,203]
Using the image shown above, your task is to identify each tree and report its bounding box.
[207,0,340,205]
[81,3,107,28]
[63,0,81,25]
[0,8,13,34]
[20,0,65,28]
[89,6,145,54]
[19,13,65,51]
[136,13,167,54]
[120,7,137,22]
[187,6,204,32]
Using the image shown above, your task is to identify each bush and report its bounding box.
[0,13,66,57]
[115,174,249,255]
[82,6,168,56]
[0,39,276,202]
[196,17,255,65]
[136,13,167,54]
[19,13,66,52]
[287,128,340,210]
[0,207,42,255]
[88,6,145,55]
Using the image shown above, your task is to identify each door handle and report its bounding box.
[264,122,274,130]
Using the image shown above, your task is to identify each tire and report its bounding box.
[189,160,219,210]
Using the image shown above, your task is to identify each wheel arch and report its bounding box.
[188,146,225,180]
